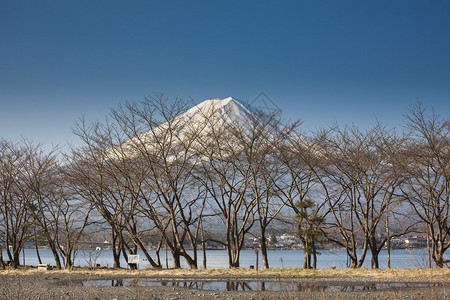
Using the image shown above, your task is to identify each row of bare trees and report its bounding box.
[0,140,91,269]
[1,96,448,269]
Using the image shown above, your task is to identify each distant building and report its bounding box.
[405,237,430,248]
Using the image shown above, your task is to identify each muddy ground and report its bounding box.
[0,272,448,299]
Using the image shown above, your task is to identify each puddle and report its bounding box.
[81,279,441,292]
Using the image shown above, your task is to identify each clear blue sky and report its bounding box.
[1,0,449,148]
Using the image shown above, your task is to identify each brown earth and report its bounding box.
[0,268,448,299]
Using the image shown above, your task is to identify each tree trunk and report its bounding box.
[135,236,161,268]
[202,239,207,269]
[165,240,169,269]
[182,252,197,269]
[345,243,358,268]
[233,247,240,268]
[260,229,269,269]
[121,244,129,267]
[302,237,311,269]
[111,231,121,268]
[303,251,311,269]
[226,234,234,268]
[369,234,379,269]
[426,225,432,268]
[231,241,241,268]
[65,249,73,269]
[156,239,162,268]
[5,237,12,264]
[433,250,444,268]
[112,246,121,268]
[386,212,391,269]
[41,225,61,269]
[172,250,181,268]
[34,238,42,265]
[371,248,379,269]
[201,219,207,269]
[312,239,317,269]
[50,243,62,270]
[356,237,369,268]
[183,238,198,269]
[227,231,241,268]
[0,244,5,269]
[12,247,20,268]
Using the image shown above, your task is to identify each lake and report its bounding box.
[3,248,435,269]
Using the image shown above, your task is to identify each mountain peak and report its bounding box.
[180,97,253,127]
[105,96,296,160]
[196,97,243,109]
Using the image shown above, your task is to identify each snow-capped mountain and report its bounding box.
[105,97,298,160]
[173,97,256,132]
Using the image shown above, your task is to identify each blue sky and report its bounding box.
[1,0,449,148]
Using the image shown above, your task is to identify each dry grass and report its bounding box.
[1,266,449,279]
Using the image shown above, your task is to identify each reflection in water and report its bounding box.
[112,279,123,287]
[81,279,440,292]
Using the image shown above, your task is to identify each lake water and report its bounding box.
[3,248,436,269]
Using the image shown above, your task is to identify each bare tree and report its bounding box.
[70,121,130,268]
[52,172,93,269]
[195,101,256,268]
[88,96,209,269]
[0,140,31,268]
[274,129,330,269]
[20,141,63,269]
[399,103,449,268]
[101,150,162,269]
[245,111,304,269]
[316,124,408,268]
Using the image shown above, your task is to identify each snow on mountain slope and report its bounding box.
[162,97,257,135]
[144,97,253,140]
[105,97,305,160]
